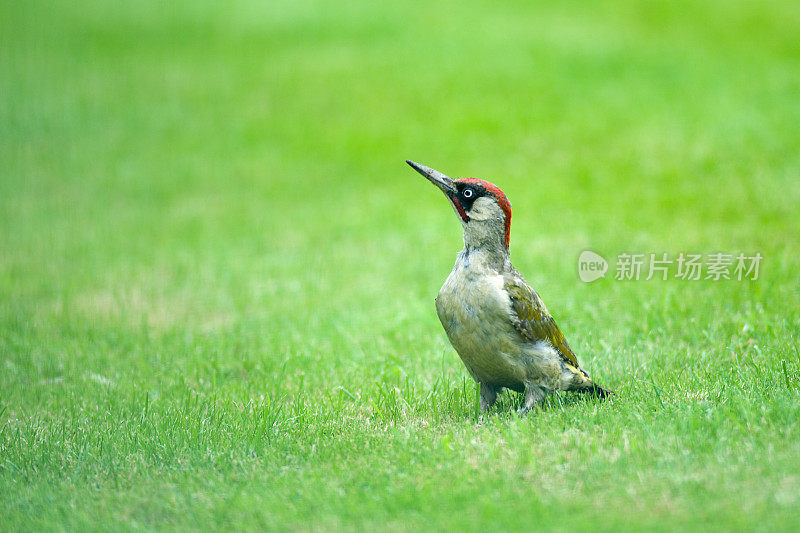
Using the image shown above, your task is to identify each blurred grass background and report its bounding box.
[2,0,800,530]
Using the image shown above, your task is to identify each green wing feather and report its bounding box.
[504,273,584,372]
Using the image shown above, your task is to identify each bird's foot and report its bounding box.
[519,383,547,416]
[479,383,498,413]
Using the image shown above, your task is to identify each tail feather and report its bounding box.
[564,363,614,399]
[581,381,614,399]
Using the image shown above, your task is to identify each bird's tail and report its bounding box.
[565,364,614,399]
[581,381,614,399]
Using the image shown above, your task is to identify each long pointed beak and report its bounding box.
[406,160,457,195]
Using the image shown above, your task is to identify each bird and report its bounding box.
[406,160,613,414]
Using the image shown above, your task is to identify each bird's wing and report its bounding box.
[503,272,583,371]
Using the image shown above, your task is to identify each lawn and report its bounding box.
[2,0,800,530]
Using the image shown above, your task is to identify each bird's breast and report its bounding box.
[435,261,525,386]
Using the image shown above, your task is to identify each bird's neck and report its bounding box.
[462,220,509,263]
[460,242,510,273]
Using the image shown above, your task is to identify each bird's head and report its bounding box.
[407,160,512,251]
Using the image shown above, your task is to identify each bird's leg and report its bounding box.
[518,383,547,416]
[479,382,498,412]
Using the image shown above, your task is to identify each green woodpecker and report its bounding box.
[407,160,613,414]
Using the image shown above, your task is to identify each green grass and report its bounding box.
[2,0,800,530]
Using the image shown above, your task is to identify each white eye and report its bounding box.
[463,188,474,199]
